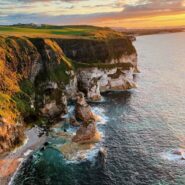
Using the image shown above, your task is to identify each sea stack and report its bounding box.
[75,92,96,122]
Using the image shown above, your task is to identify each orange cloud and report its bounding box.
[93,12,185,28]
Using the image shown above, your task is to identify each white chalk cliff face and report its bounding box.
[110,53,137,64]
[109,53,139,73]
[77,66,136,101]
[65,70,78,99]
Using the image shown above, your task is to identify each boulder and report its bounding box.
[96,147,107,168]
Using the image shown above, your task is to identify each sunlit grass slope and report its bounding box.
[0,24,124,40]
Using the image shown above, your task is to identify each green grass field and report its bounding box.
[0,24,124,40]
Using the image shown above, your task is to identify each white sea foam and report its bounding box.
[160,149,185,164]
[24,149,33,157]
[61,105,75,119]
[8,162,23,185]
[92,107,109,125]
[65,144,101,164]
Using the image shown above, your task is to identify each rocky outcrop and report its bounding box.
[72,92,99,144]
[77,66,136,101]
[72,120,97,143]
[75,92,96,122]
[72,92,101,143]
[96,147,107,168]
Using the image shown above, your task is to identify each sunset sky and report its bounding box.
[0,0,185,28]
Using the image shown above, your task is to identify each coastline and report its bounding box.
[0,105,107,185]
[135,30,185,36]
[0,127,47,185]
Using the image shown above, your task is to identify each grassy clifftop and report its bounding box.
[0,25,124,40]
[0,24,136,64]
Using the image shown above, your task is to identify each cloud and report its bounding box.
[0,0,185,28]
[86,0,185,21]
[122,0,185,14]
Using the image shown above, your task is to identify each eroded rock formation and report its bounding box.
[75,92,96,122]
[72,120,97,143]
[77,66,136,101]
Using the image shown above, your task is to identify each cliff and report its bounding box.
[55,38,136,63]
[0,26,137,154]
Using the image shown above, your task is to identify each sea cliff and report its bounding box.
[0,26,137,154]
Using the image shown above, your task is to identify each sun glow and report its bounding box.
[93,12,185,29]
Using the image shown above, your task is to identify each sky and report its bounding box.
[0,0,185,28]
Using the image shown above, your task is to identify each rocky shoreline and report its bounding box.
[51,92,104,161]
[0,127,47,185]
[1,93,105,184]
